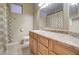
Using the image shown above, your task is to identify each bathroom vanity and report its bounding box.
[29,30,79,55]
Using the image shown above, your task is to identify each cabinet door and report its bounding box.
[38,43,48,55]
[29,37,33,50]
[49,39,56,55]
[49,39,54,51]
[39,35,48,47]
[32,39,38,54]
[29,32,34,49]
[54,41,79,55]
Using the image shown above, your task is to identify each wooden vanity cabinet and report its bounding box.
[29,32,49,55]
[29,31,79,55]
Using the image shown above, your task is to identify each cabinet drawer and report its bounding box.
[54,41,79,55]
[38,43,48,55]
[39,35,48,47]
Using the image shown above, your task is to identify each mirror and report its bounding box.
[39,3,64,30]
[39,3,79,34]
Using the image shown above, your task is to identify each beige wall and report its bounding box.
[33,4,46,30]
[33,4,39,29]
[8,3,33,42]
[69,19,79,33]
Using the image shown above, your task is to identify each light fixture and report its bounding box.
[38,3,45,7]
[39,3,51,9]
[70,3,77,5]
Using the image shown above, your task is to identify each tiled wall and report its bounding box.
[7,4,33,42]
[0,4,8,54]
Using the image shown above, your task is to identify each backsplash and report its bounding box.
[42,28,79,39]
[46,11,64,30]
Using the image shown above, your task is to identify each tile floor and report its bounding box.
[22,47,32,55]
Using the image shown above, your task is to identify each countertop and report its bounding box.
[31,30,79,48]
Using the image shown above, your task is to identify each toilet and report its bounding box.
[22,36,29,48]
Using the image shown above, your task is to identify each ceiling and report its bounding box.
[40,3,63,16]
